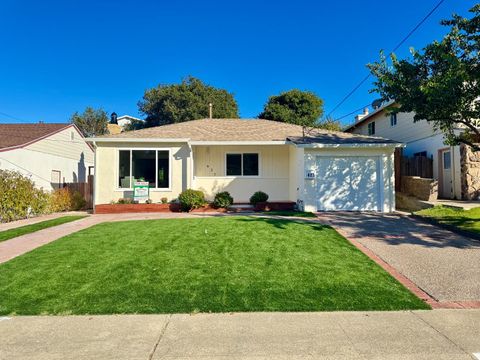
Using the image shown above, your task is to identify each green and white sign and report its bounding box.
[133,181,149,202]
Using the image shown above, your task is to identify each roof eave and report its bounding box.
[86,137,191,143]
[293,142,405,149]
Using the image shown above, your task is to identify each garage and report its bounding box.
[315,156,382,211]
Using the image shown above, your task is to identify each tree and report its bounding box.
[70,107,109,137]
[368,5,480,151]
[259,89,324,127]
[316,116,343,132]
[138,76,239,127]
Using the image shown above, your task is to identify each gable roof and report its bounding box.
[344,101,396,132]
[0,123,73,150]
[91,118,398,145]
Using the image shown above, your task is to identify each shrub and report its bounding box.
[178,189,206,211]
[48,188,73,212]
[0,170,50,222]
[213,191,233,208]
[161,197,168,204]
[249,191,269,205]
[117,198,136,204]
[71,190,87,210]
[145,199,153,204]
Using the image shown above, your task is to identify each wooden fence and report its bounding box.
[64,175,94,209]
[394,149,433,191]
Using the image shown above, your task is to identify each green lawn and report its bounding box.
[0,217,428,315]
[416,206,480,235]
[0,215,87,242]
[261,211,316,218]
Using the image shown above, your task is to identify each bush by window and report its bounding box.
[213,191,233,208]
[249,191,269,205]
[178,189,206,211]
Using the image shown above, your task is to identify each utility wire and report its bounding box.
[0,156,53,184]
[328,0,445,119]
[0,111,30,123]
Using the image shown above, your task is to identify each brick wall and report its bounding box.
[460,144,480,200]
[400,176,438,201]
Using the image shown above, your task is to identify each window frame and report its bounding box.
[224,152,260,177]
[367,121,376,135]
[116,148,172,191]
[390,113,397,127]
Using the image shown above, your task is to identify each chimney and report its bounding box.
[355,107,369,122]
[208,103,213,119]
[110,112,118,124]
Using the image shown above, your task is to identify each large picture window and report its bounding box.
[226,153,259,176]
[118,149,170,189]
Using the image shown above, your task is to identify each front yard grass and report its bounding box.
[0,215,87,242]
[0,217,428,315]
[416,206,480,235]
[261,210,316,218]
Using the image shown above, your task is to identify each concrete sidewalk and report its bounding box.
[0,310,479,359]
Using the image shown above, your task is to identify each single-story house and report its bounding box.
[87,118,401,212]
[0,123,94,190]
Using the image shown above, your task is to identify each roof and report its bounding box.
[0,123,71,150]
[90,118,399,146]
[344,100,396,132]
[287,133,400,146]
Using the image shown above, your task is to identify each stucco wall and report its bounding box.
[192,145,291,202]
[94,142,191,205]
[0,127,94,191]
[301,147,396,213]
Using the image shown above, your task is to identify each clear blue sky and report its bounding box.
[0,0,476,126]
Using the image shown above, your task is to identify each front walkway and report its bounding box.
[0,310,479,359]
[319,212,480,306]
[0,212,232,264]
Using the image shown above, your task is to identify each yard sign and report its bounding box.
[133,181,149,202]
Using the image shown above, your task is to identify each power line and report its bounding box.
[327,0,445,118]
[0,111,30,123]
[0,156,53,184]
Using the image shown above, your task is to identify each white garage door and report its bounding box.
[316,156,381,211]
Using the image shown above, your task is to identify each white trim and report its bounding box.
[115,147,172,191]
[87,137,190,143]
[190,141,287,145]
[294,143,404,149]
[224,152,261,177]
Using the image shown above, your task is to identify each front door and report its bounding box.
[439,150,453,199]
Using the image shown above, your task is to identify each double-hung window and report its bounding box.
[226,153,259,176]
[118,149,170,189]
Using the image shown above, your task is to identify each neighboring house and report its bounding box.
[0,123,95,190]
[344,102,479,200]
[88,118,401,212]
[117,115,144,129]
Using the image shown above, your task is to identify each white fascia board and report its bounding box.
[86,137,190,143]
[294,142,405,149]
[189,141,287,145]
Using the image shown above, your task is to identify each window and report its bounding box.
[443,151,451,170]
[70,131,75,141]
[367,121,376,135]
[51,170,61,189]
[390,113,397,127]
[226,153,259,176]
[118,149,170,189]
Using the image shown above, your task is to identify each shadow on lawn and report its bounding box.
[318,212,480,250]
[237,216,331,232]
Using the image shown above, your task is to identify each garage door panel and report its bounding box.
[316,156,381,211]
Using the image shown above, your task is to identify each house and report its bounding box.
[0,123,95,190]
[344,102,480,200]
[87,118,401,212]
[117,115,144,129]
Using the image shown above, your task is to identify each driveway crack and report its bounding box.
[148,314,172,360]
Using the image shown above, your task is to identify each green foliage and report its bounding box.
[316,116,343,132]
[0,216,87,242]
[368,5,480,151]
[178,189,206,211]
[138,76,239,127]
[213,191,234,208]
[70,107,109,137]
[249,191,269,205]
[117,198,136,204]
[259,89,324,127]
[123,118,146,131]
[160,197,168,204]
[0,217,429,314]
[416,205,480,235]
[0,170,50,222]
[48,188,73,213]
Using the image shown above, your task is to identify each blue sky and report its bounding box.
[0,0,476,126]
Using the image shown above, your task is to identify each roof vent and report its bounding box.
[355,107,369,122]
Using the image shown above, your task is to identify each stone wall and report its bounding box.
[400,176,438,201]
[460,144,480,200]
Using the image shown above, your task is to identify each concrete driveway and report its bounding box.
[1,310,479,359]
[318,212,480,302]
